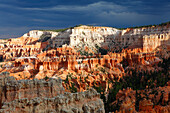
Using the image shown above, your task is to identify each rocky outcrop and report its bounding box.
[0,73,105,113]
[23,30,50,38]
[7,24,168,53]
[0,72,65,103]
[69,25,120,49]
[0,88,104,113]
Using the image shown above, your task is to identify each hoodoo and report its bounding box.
[0,22,169,113]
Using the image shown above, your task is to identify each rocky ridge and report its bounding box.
[0,73,104,113]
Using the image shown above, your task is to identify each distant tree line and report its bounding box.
[117,21,170,30]
[40,21,170,33]
[40,24,83,32]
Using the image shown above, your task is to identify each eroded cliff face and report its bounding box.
[2,24,169,53]
[0,23,169,113]
[69,26,120,49]
[0,73,104,113]
[23,30,50,39]
[0,40,168,91]
[22,25,170,54]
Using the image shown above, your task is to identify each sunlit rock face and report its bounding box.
[0,24,169,113]
[69,25,120,48]
[21,26,121,49]
[0,24,169,81]
[18,25,170,52]
[23,30,50,38]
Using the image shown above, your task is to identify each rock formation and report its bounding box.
[0,73,104,113]
[0,23,169,113]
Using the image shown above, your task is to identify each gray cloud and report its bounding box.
[20,1,127,13]
[0,26,60,39]
[0,1,169,38]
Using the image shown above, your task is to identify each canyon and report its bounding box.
[0,23,169,113]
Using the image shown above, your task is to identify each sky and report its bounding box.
[0,0,170,38]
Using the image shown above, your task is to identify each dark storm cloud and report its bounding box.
[0,0,169,38]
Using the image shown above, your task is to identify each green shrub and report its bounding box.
[39,34,51,42]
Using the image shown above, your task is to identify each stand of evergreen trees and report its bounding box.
[118,21,170,30]
[93,57,170,112]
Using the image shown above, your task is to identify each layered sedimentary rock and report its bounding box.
[0,72,64,103]
[1,25,169,62]
[69,26,120,48]
[39,25,170,52]
[23,30,50,38]
[0,44,164,91]
[0,24,169,112]
[0,73,105,113]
